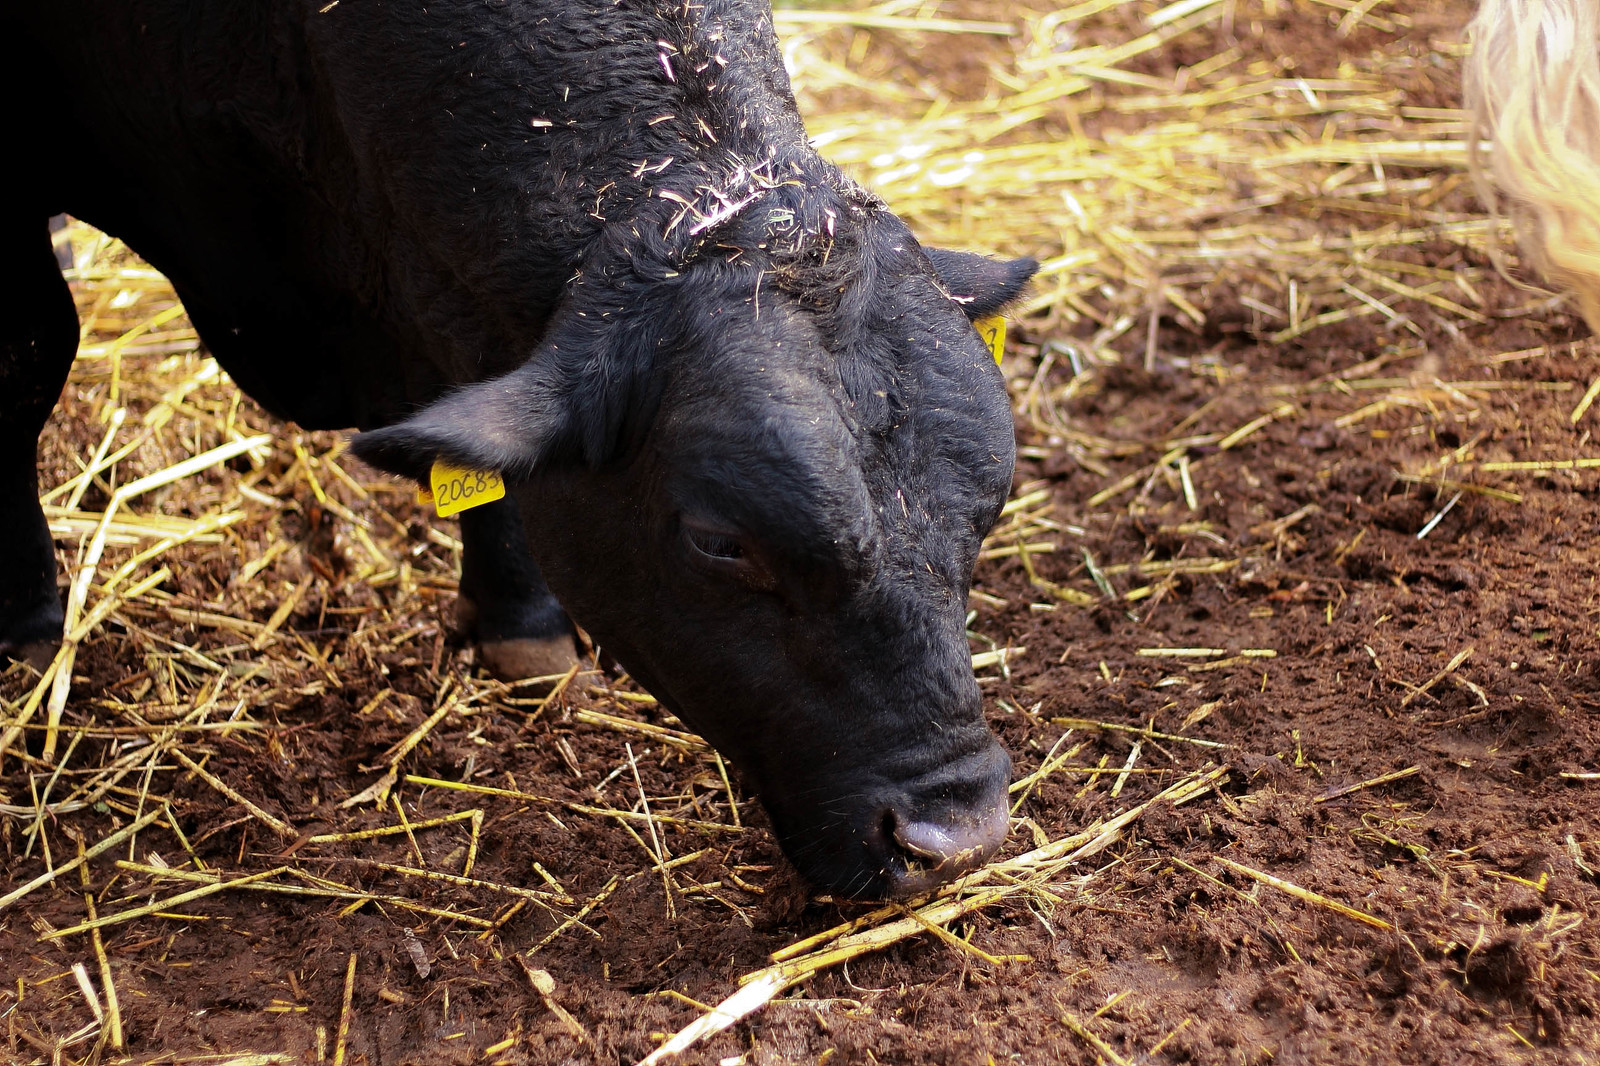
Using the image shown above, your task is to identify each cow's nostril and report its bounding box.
[892,814,1003,870]
[879,800,1008,898]
[850,743,1012,899]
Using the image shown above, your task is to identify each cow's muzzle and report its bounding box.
[870,741,1012,898]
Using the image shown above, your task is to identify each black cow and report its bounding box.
[0,0,1035,899]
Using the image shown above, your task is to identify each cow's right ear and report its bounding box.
[349,360,574,482]
[925,248,1039,319]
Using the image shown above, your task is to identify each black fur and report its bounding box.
[2,0,1036,898]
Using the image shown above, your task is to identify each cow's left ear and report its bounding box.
[926,248,1039,320]
[349,358,575,482]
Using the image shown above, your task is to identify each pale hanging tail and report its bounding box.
[1466,0,1600,332]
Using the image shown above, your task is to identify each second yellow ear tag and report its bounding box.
[974,315,1007,365]
[424,460,506,517]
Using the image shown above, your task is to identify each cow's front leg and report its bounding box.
[0,218,80,664]
[456,496,580,682]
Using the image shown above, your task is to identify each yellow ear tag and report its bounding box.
[426,460,505,517]
[974,315,1007,365]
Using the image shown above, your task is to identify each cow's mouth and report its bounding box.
[875,795,1010,898]
[797,737,1013,900]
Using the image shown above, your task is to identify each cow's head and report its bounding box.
[354,193,1034,898]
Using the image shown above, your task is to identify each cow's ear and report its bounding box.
[349,360,573,481]
[350,288,664,480]
[926,248,1039,320]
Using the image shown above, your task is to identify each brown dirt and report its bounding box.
[5,1,1600,1064]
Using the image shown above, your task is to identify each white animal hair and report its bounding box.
[1466,0,1600,332]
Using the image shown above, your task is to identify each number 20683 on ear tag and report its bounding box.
[420,460,505,517]
[974,315,1007,365]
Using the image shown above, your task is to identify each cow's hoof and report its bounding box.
[1,637,60,672]
[2,600,65,672]
[453,595,483,638]
[479,635,581,687]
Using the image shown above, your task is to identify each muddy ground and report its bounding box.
[5,1,1600,1063]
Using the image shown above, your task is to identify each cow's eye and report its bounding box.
[686,526,744,561]
[681,518,777,591]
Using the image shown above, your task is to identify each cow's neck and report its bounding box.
[303,0,839,374]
